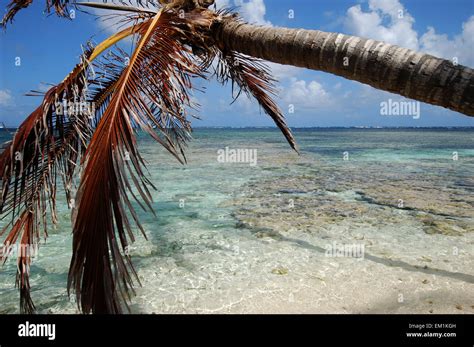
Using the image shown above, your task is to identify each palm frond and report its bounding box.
[0,46,94,313]
[0,15,158,313]
[213,49,298,152]
[67,8,211,313]
[1,0,69,27]
[0,3,299,314]
[0,0,160,28]
[1,0,34,27]
[76,1,158,14]
[176,8,298,151]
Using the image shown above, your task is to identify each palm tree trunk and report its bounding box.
[214,19,474,117]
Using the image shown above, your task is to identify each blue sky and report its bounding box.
[0,0,473,127]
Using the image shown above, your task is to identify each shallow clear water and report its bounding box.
[1,128,473,313]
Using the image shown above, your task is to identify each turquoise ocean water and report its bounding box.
[0,128,473,313]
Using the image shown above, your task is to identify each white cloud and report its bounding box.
[368,0,404,17]
[234,93,256,112]
[218,93,256,115]
[344,0,474,67]
[345,0,418,50]
[266,62,300,81]
[0,90,13,106]
[282,78,332,109]
[234,0,270,26]
[216,0,271,25]
[420,16,474,67]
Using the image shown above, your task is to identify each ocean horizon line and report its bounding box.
[1,126,473,131]
[194,125,474,128]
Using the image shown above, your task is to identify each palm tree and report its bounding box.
[0,0,472,314]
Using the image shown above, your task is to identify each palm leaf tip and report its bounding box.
[74,1,157,14]
[1,0,32,27]
[214,50,299,152]
[1,0,70,28]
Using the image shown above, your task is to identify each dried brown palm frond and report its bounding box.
[156,7,296,151]
[213,49,298,152]
[1,0,69,27]
[2,210,35,313]
[187,9,295,151]
[0,45,94,220]
[0,45,95,313]
[1,0,34,27]
[87,50,126,127]
[0,16,154,312]
[1,2,298,314]
[0,0,161,28]
[0,15,156,313]
[67,8,213,314]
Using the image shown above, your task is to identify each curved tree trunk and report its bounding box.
[214,19,474,117]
